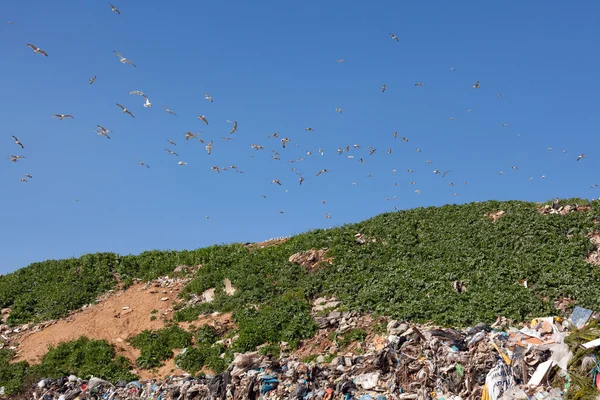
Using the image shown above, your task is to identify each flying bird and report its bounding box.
[205,93,213,103]
[577,153,585,161]
[138,161,150,168]
[281,138,291,148]
[299,177,305,185]
[52,114,74,120]
[381,84,387,93]
[472,81,480,89]
[25,174,32,179]
[143,98,152,107]
[162,106,177,116]
[414,82,424,87]
[109,3,120,14]
[325,213,332,219]
[251,144,264,150]
[185,132,202,142]
[230,121,238,134]
[337,59,346,63]
[116,103,134,118]
[272,179,281,185]
[89,76,96,85]
[95,125,111,139]
[206,140,213,155]
[178,161,187,166]
[165,149,179,156]
[305,127,313,132]
[442,170,451,177]
[167,140,177,146]
[335,108,343,113]
[316,169,328,176]
[12,136,24,149]
[210,166,220,173]
[129,91,147,98]
[26,44,48,56]
[20,178,28,183]
[198,115,209,125]
[8,155,25,162]
[113,50,135,67]
[269,132,279,138]
[389,33,399,41]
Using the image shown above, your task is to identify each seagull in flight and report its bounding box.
[381,84,386,93]
[143,97,152,107]
[27,44,48,56]
[95,125,111,139]
[167,140,177,146]
[198,115,209,125]
[178,161,187,166]
[138,161,150,168]
[185,132,203,142]
[116,104,134,118]
[129,90,147,98]
[337,59,346,63]
[109,3,120,14]
[12,136,24,149]
[335,108,343,113]
[165,149,179,156]
[89,76,96,85]
[205,93,213,103]
[206,140,213,155]
[230,121,238,134]
[8,155,25,162]
[162,106,177,116]
[389,33,399,41]
[113,50,135,67]
[577,153,585,161]
[52,114,74,120]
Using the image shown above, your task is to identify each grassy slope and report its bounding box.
[2,199,600,327]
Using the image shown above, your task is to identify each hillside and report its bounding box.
[2,199,600,395]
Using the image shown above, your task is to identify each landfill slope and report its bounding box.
[12,281,186,377]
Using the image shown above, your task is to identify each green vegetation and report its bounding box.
[4,199,600,391]
[128,325,192,369]
[174,326,231,375]
[0,337,136,396]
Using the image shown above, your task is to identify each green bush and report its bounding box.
[174,343,229,375]
[232,299,317,352]
[0,350,30,395]
[31,337,136,383]
[128,326,192,369]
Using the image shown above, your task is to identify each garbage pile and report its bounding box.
[9,306,600,400]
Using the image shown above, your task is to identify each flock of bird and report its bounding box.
[5,6,593,220]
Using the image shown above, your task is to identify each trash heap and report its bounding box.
[11,306,600,400]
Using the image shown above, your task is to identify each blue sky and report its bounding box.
[1,0,599,274]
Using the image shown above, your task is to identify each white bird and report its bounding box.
[206,140,213,155]
[25,174,32,179]
[52,114,74,120]
[109,3,120,14]
[143,97,152,108]
[198,115,209,125]
[167,140,177,146]
[472,81,480,89]
[337,59,346,63]
[26,44,48,56]
[335,108,343,113]
[178,161,187,166]
[577,153,585,161]
[116,103,134,118]
[129,91,147,98]
[205,93,213,103]
[389,33,399,41]
[12,136,24,149]
[165,149,179,156]
[230,121,238,134]
[139,161,150,168]
[89,76,96,85]
[95,125,111,139]
[8,155,25,162]
[162,106,177,116]
[113,50,135,67]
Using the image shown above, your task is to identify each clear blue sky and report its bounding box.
[1,1,599,274]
